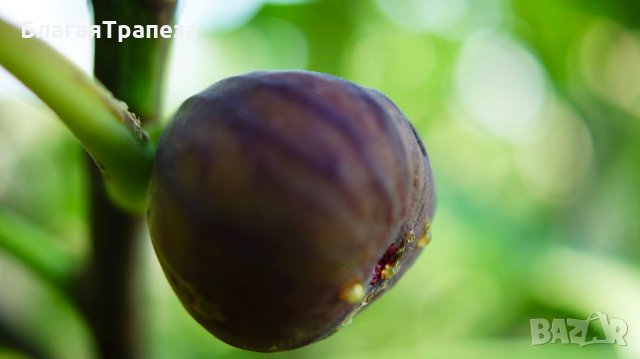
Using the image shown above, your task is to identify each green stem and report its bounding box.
[91,0,178,126]
[0,206,78,288]
[0,316,51,359]
[0,18,154,213]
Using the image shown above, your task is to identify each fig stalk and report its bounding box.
[0,18,154,213]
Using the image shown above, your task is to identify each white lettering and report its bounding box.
[91,25,101,38]
[37,25,50,39]
[21,21,35,38]
[102,20,116,38]
[550,319,569,344]
[51,25,63,38]
[530,319,551,345]
[146,25,158,38]
[132,25,144,38]
[159,25,172,38]
[118,25,131,42]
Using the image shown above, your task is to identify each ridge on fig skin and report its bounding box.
[147,70,436,352]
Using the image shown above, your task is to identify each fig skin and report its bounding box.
[147,70,435,352]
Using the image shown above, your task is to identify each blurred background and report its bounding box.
[1,0,639,358]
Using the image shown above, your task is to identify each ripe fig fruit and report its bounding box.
[147,71,435,352]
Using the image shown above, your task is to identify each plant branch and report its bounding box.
[0,18,154,213]
[73,174,145,359]
[91,0,178,126]
[71,1,178,359]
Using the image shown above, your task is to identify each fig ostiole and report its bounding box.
[147,70,436,352]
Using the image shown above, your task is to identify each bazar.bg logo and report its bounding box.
[530,312,628,346]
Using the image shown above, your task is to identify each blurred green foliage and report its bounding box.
[1,0,639,358]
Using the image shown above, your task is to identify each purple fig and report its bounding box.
[147,71,435,352]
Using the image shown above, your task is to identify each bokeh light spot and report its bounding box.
[454,32,548,142]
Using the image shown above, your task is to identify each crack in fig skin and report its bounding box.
[147,70,436,352]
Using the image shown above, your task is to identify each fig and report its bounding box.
[147,71,435,352]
